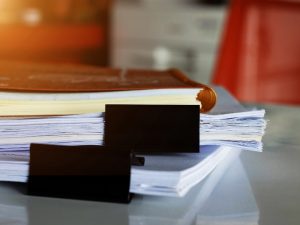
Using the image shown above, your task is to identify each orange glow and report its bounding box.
[0,0,110,65]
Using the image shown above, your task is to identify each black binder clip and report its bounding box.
[104,104,200,153]
[28,144,132,203]
[27,104,199,204]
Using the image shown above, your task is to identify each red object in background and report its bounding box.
[212,0,300,105]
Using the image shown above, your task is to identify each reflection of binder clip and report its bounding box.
[28,144,132,203]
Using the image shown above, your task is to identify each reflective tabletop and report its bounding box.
[0,104,299,225]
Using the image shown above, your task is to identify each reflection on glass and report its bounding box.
[0,204,28,225]
[196,158,259,225]
[127,150,259,225]
[0,183,28,225]
[0,152,258,225]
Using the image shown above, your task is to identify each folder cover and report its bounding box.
[0,61,216,112]
[28,144,132,203]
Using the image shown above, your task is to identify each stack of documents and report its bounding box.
[0,113,103,152]
[0,145,237,197]
[129,154,258,225]
[0,87,266,196]
[201,88,266,151]
[0,87,266,152]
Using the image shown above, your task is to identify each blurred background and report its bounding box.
[0,0,226,84]
[0,0,299,105]
[0,0,111,66]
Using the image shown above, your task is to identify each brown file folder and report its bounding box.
[0,61,216,112]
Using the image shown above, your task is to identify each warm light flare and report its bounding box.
[22,8,42,26]
[0,0,110,65]
[0,0,19,24]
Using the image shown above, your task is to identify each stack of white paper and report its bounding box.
[200,88,266,151]
[0,145,237,197]
[0,87,266,196]
[129,154,258,225]
[0,87,266,152]
[0,113,103,152]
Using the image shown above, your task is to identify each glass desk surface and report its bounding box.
[0,104,299,225]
